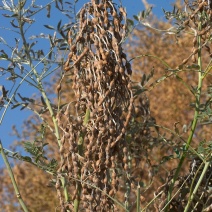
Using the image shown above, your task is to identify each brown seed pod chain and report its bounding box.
[58,0,134,211]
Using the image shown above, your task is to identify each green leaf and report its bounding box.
[133,15,139,21]
[11,103,21,109]
[0,53,8,59]
[141,74,146,86]
[44,25,55,30]
[57,20,62,31]
[1,85,8,97]
[41,96,47,106]
[18,93,35,103]
[127,19,134,27]
[160,155,174,164]
[22,156,32,162]
[43,143,49,147]
[20,103,28,110]
[134,88,147,96]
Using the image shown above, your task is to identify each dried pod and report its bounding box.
[124,164,128,170]
[109,189,114,196]
[111,179,116,186]
[92,17,98,24]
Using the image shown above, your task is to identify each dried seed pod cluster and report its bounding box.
[179,0,212,66]
[58,0,134,210]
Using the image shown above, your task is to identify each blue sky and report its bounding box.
[0,0,175,165]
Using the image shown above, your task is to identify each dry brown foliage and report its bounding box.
[0,0,211,211]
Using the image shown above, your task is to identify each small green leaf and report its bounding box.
[43,143,49,147]
[141,74,146,86]
[20,103,28,110]
[133,15,139,21]
[41,96,47,106]
[127,19,134,26]
[11,103,21,109]
[57,20,62,31]
[44,25,55,30]
[134,88,147,96]
[0,53,8,59]
[22,156,32,162]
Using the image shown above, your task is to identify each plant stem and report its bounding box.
[0,140,29,212]
[184,161,210,212]
[136,183,141,212]
[74,108,90,211]
[17,3,70,203]
[165,22,203,211]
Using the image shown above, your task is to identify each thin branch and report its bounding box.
[0,140,29,212]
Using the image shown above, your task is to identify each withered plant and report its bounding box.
[0,0,155,211]
[56,0,155,211]
[0,0,212,211]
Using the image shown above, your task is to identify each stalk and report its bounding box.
[73,108,90,211]
[165,22,203,211]
[184,161,210,212]
[17,1,69,203]
[0,140,29,212]
[136,183,141,212]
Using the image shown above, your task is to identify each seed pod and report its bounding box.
[192,54,196,63]
[92,145,96,152]
[112,171,116,178]
[111,179,116,186]
[109,128,115,134]
[124,164,128,170]
[121,128,126,134]
[119,66,125,74]
[192,48,198,54]
[184,19,189,26]
[123,156,128,163]
[193,37,197,46]
[83,202,88,209]
[93,176,99,183]
[56,83,62,93]
[106,160,110,167]
[123,147,127,153]
[55,181,60,189]
[109,189,114,196]
[182,58,189,65]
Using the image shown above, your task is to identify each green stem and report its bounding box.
[184,161,210,212]
[165,22,203,211]
[17,2,69,203]
[74,108,90,212]
[0,140,29,212]
[129,54,171,69]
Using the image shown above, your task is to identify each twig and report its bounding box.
[0,140,29,212]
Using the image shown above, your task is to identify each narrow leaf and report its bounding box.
[57,20,62,31]
[44,25,55,30]
[41,96,47,106]
[46,4,51,18]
